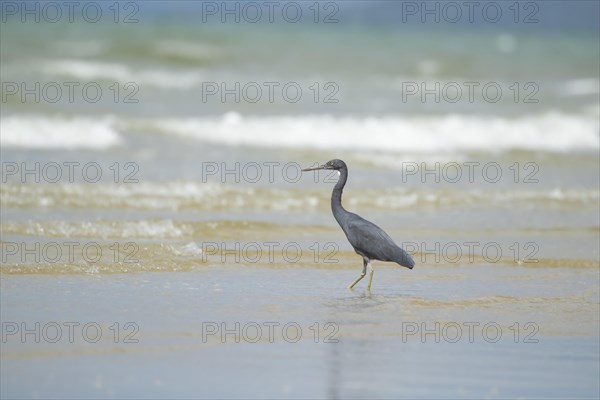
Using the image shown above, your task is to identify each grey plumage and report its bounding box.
[302,159,414,289]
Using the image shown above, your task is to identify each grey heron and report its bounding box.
[302,159,415,290]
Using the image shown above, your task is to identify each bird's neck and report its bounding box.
[331,168,348,224]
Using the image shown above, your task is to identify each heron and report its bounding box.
[302,159,415,290]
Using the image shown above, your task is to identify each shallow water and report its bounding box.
[2,265,599,399]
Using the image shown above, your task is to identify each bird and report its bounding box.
[302,159,415,290]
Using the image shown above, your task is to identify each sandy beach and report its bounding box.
[2,260,599,398]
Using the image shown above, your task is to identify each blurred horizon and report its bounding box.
[2,1,599,155]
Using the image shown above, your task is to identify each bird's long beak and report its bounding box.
[301,165,326,172]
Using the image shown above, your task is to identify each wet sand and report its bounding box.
[2,263,598,399]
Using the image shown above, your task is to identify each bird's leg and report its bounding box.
[367,261,374,291]
[348,258,368,289]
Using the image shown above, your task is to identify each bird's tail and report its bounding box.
[395,248,415,269]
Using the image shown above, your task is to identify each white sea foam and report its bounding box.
[6,111,596,153]
[561,78,600,96]
[0,115,121,150]
[2,182,597,211]
[149,111,599,154]
[170,242,203,257]
[42,59,205,90]
[0,219,192,239]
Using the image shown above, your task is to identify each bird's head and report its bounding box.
[302,159,347,172]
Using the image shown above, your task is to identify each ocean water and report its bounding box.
[1,1,599,398]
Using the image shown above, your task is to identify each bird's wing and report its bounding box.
[345,214,414,268]
[345,214,396,255]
